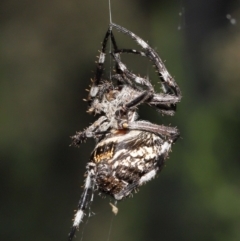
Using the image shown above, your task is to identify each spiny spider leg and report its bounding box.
[89,28,112,101]
[110,23,181,97]
[147,92,181,115]
[125,90,153,109]
[111,53,154,89]
[68,169,96,241]
[108,31,140,87]
[112,48,181,115]
[114,48,147,57]
[109,27,153,89]
[127,120,179,141]
[109,29,122,77]
[71,116,108,147]
[110,74,180,116]
[111,54,180,115]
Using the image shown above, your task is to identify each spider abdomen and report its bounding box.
[90,130,172,200]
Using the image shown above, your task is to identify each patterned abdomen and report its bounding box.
[90,130,172,200]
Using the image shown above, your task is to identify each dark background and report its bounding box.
[1,0,240,241]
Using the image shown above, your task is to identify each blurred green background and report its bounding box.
[1,0,240,241]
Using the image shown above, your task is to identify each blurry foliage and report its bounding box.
[1,1,240,241]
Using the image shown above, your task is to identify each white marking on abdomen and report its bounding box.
[139,169,156,185]
[160,142,171,154]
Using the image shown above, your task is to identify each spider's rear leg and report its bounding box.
[68,167,96,241]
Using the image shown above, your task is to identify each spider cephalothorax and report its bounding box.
[68,23,181,241]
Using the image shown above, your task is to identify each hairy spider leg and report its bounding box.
[110,51,180,115]
[148,93,180,116]
[115,51,182,115]
[114,48,147,57]
[89,26,130,101]
[68,168,96,241]
[127,120,180,141]
[110,30,148,88]
[111,53,154,89]
[71,116,108,146]
[109,30,139,88]
[110,23,181,97]
[125,90,152,109]
[121,88,180,116]
[88,28,111,101]
[111,48,181,115]
[108,29,122,77]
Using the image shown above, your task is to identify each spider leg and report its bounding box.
[89,27,133,99]
[89,28,112,101]
[71,116,109,146]
[108,28,153,89]
[123,91,180,115]
[68,167,96,241]
[111,52,154,90]
[112,46,181,115]
[127,120,180,142]
[111,48,181,115]
[112,49,147,87]
[125,91,181,113]
[125,90,153,109]
[114,48,147,57]
[110,23,181,97]
[148,92,181,115]
[108,29,122,77]
[116,87,180,118]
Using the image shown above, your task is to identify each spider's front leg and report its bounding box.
[88,27,115,102]
[111,23,181,98]
[71,116,108,146]
[111,53,154,90]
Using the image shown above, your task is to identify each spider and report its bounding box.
[68,23,181,241]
